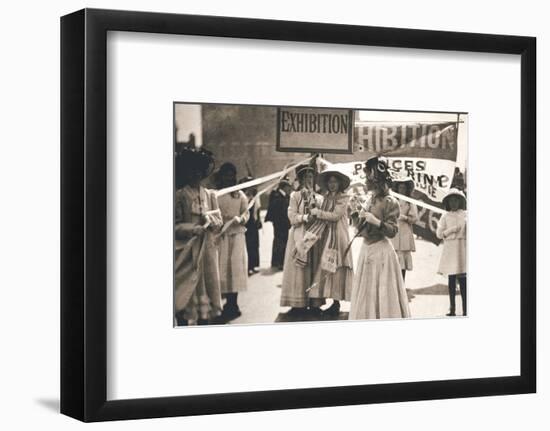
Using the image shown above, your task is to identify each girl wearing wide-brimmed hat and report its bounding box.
[174,146,224,325]
[307,168,354,316]
[391,174,419,281]
[437,188,467,316]
[349,156,411,320]
[280,163,325,316]
[215,162,249,321]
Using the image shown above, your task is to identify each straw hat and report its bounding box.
[442,188,467,210]
[317,169,351,191]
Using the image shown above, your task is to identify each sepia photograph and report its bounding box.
[174,102,468,326]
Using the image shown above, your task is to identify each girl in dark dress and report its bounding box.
[239,176,262,275]
[265,177,292,270]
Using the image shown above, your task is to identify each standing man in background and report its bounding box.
[239,176,262,276]
[265,177,292,271]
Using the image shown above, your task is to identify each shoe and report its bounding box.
[446,311,456,316]
[221,305,242,321]
[286,307,306,316]
[308,307,322,317]
[248,270,254,276]
[197,318,209,325]
[175,311,188,326]
[323,302,341,316]
[176,318,188,326]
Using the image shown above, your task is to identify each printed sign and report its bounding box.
[319,119,462,245]
[354,122,458,161]
[326,159,447,245]
[276,107,354,153]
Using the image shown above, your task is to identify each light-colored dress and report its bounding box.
[309,192,354,301]
[436,209,467,276]
[218,191,249,293]
[280,189,324,308]
[174,185,223,321]
[391,200,418,270]
[349,192,411,320]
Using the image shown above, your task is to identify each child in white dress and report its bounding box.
[437,188,467,316]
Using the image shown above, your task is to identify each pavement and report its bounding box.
[227,211,464,325]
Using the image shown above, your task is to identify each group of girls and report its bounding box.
[174,144,467,326]
[174,147,252,325]
[280,156,413,320]
[280,156,467,319]
[279,164,354,317]
[390,177,467,317]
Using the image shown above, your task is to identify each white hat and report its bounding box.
[442,188,466,209]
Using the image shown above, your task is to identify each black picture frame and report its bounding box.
[61,8,536,422]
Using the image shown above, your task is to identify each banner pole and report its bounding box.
[456,113,461,152]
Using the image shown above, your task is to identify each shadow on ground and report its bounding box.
[259,267,282,276]
[35,398,59,413]
[275,311,349,323]
[410,283,448,295]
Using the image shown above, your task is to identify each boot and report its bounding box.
[323,301,341,316]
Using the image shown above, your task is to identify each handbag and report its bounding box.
[320,224,338,273]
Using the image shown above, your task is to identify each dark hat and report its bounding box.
[278,175,292,188]
[295,164,316,178]
[364,155,392,186]
[218,162,237,176]
[213,162,238,189]
[175,145,215,182]
[239,176,257,195]
[364,155,389,174]
[317,169,351,191]
[238,175,254,184]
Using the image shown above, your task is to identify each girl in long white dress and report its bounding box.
[174,146,224,326]
[349,156,411,320]
[216,162,249,321]
[280,164,324,316]
[308,169,354,316]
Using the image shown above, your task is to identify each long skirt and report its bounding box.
[280,227,325,308]
[309,267,353,301]
[350,237,411,320]
[245,225,260,270]
[174,235,223,321]
[219,232,248,293]
[309,226,353,301]
[396,251,413,271]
